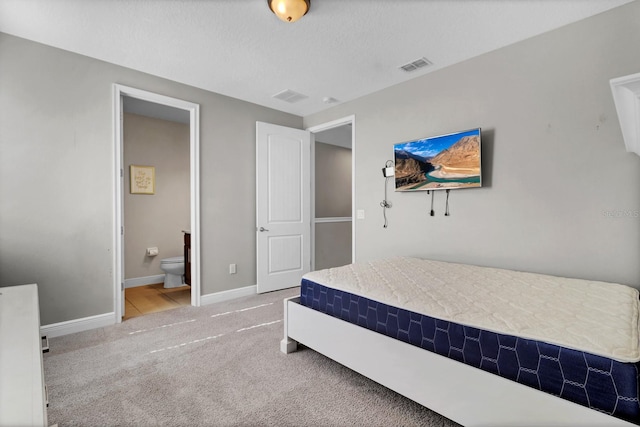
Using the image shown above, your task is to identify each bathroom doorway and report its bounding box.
[113,85,201,322]
[122,98,190,319]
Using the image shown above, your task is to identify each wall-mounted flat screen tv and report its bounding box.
[394,128,481,191]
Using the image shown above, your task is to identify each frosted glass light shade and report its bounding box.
[268,0,310,23]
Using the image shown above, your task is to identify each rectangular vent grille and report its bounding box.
[399,57,432,72]
[272,89,308,103]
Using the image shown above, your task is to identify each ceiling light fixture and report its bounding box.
[268,0,310,23]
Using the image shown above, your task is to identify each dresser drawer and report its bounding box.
[0,284,48,426]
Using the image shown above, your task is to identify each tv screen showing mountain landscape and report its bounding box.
[394,128,482,191]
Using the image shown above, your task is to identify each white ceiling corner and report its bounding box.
[0,0,634,118]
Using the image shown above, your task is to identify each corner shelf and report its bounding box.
[610,72,640,156]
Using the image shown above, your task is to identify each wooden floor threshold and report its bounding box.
[124,283,190,320]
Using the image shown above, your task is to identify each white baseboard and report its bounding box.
[41,312,115,338]
[200,284,256,306]
[40,285,257,338]
[124,275,165,288]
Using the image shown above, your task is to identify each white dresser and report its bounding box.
[0,284,48,426]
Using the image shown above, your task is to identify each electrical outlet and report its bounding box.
[229,264,237,274]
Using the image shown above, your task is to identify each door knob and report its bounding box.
[259,227,269,232]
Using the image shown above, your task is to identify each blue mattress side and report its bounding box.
[300,278,640,423]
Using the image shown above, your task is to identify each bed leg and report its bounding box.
[280,337,298,354]
[281,296,299,354]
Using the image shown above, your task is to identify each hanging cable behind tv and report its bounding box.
[429,190,435,216]
[445,189,450,216]
[427,189,451,217]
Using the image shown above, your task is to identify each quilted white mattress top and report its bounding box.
[303,257,640,362]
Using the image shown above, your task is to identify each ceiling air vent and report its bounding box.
[272,89,308,103]
[399,57,432,73]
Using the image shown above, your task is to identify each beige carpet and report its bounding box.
[44,288,460,427]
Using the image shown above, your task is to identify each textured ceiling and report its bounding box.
[0,0,634,117]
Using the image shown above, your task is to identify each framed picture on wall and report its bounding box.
[130,165,155,194]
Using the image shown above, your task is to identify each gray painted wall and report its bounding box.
[315,222,352,271]
[123,113,189,280]
[0,33,301,324]
[304,2,640,287]
[315,142,352,218]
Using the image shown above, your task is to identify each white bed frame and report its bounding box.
[281,296,636,426]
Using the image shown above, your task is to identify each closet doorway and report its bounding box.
[113,85,201,322]
[309,117,355,270]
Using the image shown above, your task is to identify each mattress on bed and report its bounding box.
[300,257,640,422]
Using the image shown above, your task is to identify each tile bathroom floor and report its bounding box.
[124,283,191,320]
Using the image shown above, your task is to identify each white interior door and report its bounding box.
[256,122,311,293]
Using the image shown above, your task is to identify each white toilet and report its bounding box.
[160,256,185,288]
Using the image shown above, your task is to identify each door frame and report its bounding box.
[307,115,356,269]
[112,84,201,322]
